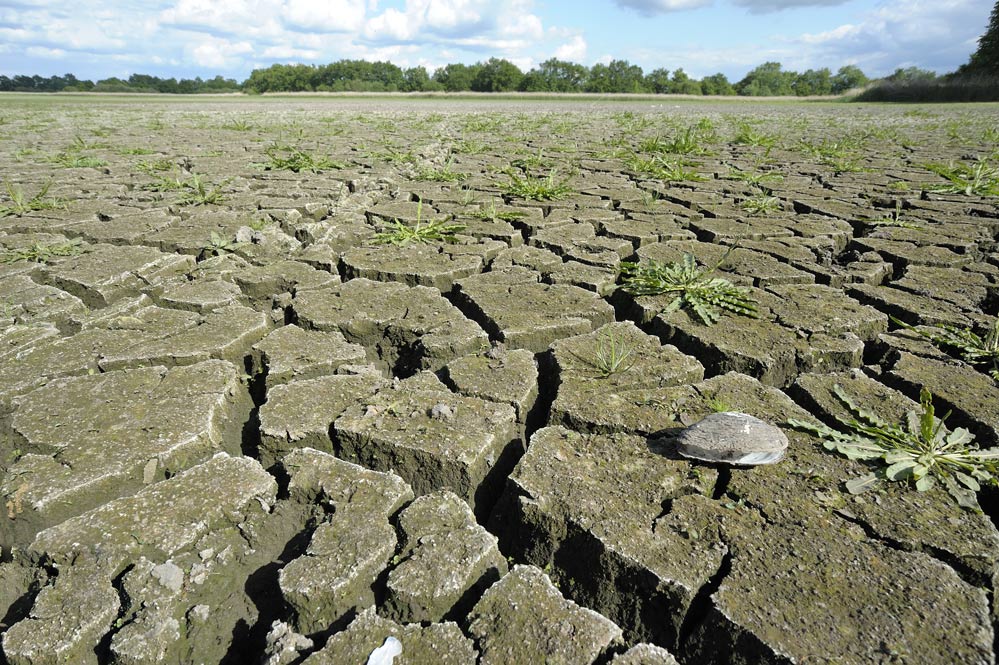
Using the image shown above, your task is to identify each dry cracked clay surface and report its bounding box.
[1,94,998,664]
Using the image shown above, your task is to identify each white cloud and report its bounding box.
[732,0,851,13]
[283,0,366,33]
[791,0,988,74]
[190,36,253,69]
[554,35,587,62]
[25,45,66,58]
[614,0,712,15]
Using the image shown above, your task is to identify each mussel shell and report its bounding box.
[675,412,788,466]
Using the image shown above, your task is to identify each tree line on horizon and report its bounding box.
[2,0,995,102]
[0,58,895,96]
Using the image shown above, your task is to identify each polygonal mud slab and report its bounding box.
[686,518,994,665]
[848,282,976,328]
[27,452,277,572]
[466,564,623,665]
[1,360,248,545]
[341,242,484,291]
[258,373,388,468]
[441,347,538,426]
[385,491,506,623]
[881,350,999,446]
[301,607,477,665]
[530,222,632,268]
[42,244,194,307]
[1,563,119,665]
[251,324,369,389]
[153,278,243,313]
[0,275,87,327]
[453,267,616,352]
[789,370,999,583]
[549,321,705,435]
[232,259,340,305]
[625,285,881,387]
[98,303,271,370]
[611,644,681,665]
[293,279,488,374]
[490,426,720,648]
[635,241,815,288]
[279,449,413,635]
[334,381,519,518]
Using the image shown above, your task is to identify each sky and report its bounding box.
[0,0,991,82]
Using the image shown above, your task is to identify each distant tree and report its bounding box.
[644,68,671,94]
[471,58,523,92]
[886,67,937,83]
[433,63,478,91]
[586,59,645,93]
[402,66,431,92]
[520,58,588,92]
[700,72,735,95]
[669,68,702,95]
[792,68,832,96]
[830,65,868,93]
[736,62,796,96]
[957,1,999,76]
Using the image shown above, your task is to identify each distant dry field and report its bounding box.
[1,93,999,664]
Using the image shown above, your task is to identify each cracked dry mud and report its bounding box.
[1,95,998,664]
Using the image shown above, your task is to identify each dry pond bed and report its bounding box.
[0,94,998,664]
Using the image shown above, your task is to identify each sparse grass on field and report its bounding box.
[371,201,466,246]
[413,158,467,182]
[452,139,488,155]
[892,316,999,381]
[731,121,779,149]
[582,331,637,378]
[861,201,922,229]
[502,169,574,201]
[259,145,344,173]
[619,248,758,325]
[49,153,107,169]
[2,237,83,263]
[627,155,706,183]
[118,147,157,156]
[221,119,253,131]
[136,159,175,175]
[923,158,999,196]
[640,127,712,156]
[741,192,782,215]
[725,166,783,187]
[0,181,64,217]
[510,149,554,170]
[175,174,230,206]
[788,384,999,510]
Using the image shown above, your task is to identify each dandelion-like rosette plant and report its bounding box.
[789,385,999,510]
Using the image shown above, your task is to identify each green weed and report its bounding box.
[924,159,999,196]
[0,181,64,217]
[627,155,706,183]
[175,174,230,206]
[2,237,83,263]
[892,316,999,381]
[741,192,782,215]
[371,201,466,246]
[619,248,758,325]
[502,169,574,201]
[260,145,344,173]
[414,159,467,183]
[788,385,999,510]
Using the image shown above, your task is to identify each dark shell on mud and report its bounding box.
[675,412,788,466]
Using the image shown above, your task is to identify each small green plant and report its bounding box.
[862,201,921,229]
[619,248,758,325]
[136,159,174,175]
[924,159,999,196]
[741,192,782,215]
[175,174,229,206]
[0,181,64,217]
[50,152,107,168]
[2,237,83,263]
[732,122,778,149]
[640,128,710,156]
[510,149,553,170]
[202,231,236,255]
[725,166,783,187]
[627,155,706,183]
[471,203,526,223]
[579,331,636,378]
[788,385,999,510]
[222,119,253,131]
[414,158,467,183]
[118,147,156,156]
[248,218,274,232]
[502,169,573,201]
[260,145,343,173]
[891,316,999,381]
[371,201,466,246]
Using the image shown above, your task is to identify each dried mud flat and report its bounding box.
[0,94,998,664]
